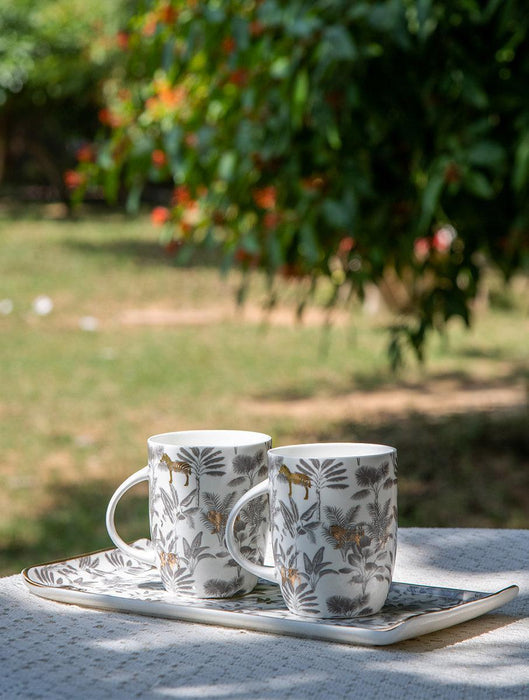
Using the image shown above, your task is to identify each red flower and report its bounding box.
[98,108,122,128]
[159,84,187,107]
[253,186,277,210]
[151,206,171,226]
[158,4,178,24]
[235,248,260,266]
[63,170,86,190]
[338,236,355,254]
[263,212,280,229]
[249,20,265,37]
[432,226,456,252]
[151,149,167,168]
[164,239,183,256]
[222,37,236,54]
[142,15,158,37]
[184,132,198,149]
[172,185,192,206]
[116,31,129,50]
[76,144,95,163]
[228,69,249,87]
[414,237,430,261]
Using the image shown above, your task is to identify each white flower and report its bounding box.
[0,299,13,315]
[79,316,99,332]
[33,295,53,316]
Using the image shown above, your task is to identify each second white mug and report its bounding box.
[226,442,398,618]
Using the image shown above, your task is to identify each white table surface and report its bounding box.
[1,528,528,699]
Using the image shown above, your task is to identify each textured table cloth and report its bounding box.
[1,528,528,699]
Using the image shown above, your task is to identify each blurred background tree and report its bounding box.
[2,0,528,362]
[0,0,133,202]
[74,0,529,363]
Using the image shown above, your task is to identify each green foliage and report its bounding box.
[80,0,529,362]
[0,0,131,192]
[0,0,120,99]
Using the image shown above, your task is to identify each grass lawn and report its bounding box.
[1,205,528,575]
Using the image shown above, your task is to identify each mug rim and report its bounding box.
[148,429,272,448]
[269,442,396,459]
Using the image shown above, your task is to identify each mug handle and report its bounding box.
[225,479,279,584]
[105,466,157,567]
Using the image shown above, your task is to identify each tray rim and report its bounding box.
[21,544,520,647]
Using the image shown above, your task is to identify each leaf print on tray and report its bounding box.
[23,540,519,644]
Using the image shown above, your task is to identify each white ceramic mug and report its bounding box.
[106,430,272,598]
[226,443,398,618]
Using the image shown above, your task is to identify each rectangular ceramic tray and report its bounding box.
[22,539,519,646]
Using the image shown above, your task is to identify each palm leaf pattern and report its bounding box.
[148,442,165,522]
[159,485,199,527]
[281,581,320,616]
[340,536,390,595]
[274,542,320,616]
[297,458,348,520]
[326,593,372,618]
[299,547,337,590]
[199,491,238,544]
[279,498,320,543]
[322,504,364,561]
[352,461,397,547]
[159,561,194,594]
[180,532,215,575]
[228,450,267,488]
[367,497,394,546]
[235,496,268,562]
[203,575,246,598]
[176,446,226,505]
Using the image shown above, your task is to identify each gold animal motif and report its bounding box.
[159,551,180,569]
[207,510,225,534]
[278,464,311,499]
[160,453,191,485]
[280,566,300,587]
[330,525,364,549]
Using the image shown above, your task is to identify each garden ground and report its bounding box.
[0,204,527,575]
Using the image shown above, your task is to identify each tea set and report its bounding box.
[23,428,518,645]
[106,430,400,618]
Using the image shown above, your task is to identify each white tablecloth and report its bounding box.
[1,528,528,699]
